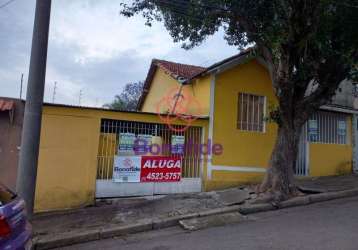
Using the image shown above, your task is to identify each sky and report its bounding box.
[0,0,238,107]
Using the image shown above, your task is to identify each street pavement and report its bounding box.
[57,196,358,250]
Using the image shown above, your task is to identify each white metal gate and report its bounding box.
[295,123,309,176]
[96,119,203,198]
[295,111,350,176]
[353,114,358,174]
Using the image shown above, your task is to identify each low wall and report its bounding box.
[309,143,352,176]
[35,104,208,212]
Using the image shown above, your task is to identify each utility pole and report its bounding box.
[19,73,24,99]
[52,81,57,103]
[17,0,52,217]
[79,89,83,106]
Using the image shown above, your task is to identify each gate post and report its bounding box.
[353,114,358,174]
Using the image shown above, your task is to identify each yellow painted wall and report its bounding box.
[203,59,354,189]
[309,116,353,176]
[203,59,277,189]
[182,75,211,116]
[141,67,210,116]
[205,170,264,191]
[35,105,209,212]
[35,112,100,212]
[212,60,278,168]
[141,68,180,114]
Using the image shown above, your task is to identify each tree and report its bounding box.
[121,0,358,200]
[105,81,144,111]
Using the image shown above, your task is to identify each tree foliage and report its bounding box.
[121,0,358,199]
[104,81,144,111]
[121,0,357,113]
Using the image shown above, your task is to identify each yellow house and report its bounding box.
[138,49,356,191]
[31,50,357,212]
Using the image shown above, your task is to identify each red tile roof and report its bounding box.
[137,59,206,110]
[0,99,14,111]
[154,59,206,81]
[137,49,255,110]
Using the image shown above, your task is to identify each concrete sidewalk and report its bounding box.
[32,174,358,250]
[32,192,225,236]
[297,174,358,192]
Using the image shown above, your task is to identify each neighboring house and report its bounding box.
[0,98,24,190]
[139,50,358,189]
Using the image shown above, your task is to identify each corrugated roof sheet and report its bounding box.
[0,99,14,111]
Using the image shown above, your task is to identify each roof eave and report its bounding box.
[183,48,257,84]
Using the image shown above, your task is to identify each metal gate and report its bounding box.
[295,111,350,176]
[96,119,203,198]
[295,123,309,176]
[354,114,358,174]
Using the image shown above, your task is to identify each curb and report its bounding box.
[34,188,358,250]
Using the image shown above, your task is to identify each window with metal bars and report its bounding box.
[307,111,348,144]
[237,93,265,132]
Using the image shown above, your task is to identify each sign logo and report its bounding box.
[113,156,182,183]
[155,86,203,132]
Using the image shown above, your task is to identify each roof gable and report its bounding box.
[137,49,256,110]
[137,59,206,110]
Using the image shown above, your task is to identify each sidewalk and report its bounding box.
[32,174,358,249]
[297,174,358,192]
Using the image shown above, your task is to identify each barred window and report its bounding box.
[308,111,348,144]
[237,93,265,132]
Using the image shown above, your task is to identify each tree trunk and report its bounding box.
[259,123,302,201]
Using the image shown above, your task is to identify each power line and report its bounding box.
[154,0,215,23]
[156,2,203,22]
[154,0,357,17]
[156,0,230,13]
[52,81,57,103]
[0,0,16,9]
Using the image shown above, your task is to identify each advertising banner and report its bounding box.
[118,133,136,154]
[308,119,318,141]
[338,120,346,136]
[171,135,185,154]
[113,156,141,182]
[135,134,152,155]
[140,156,182,182]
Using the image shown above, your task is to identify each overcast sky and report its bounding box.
[0,0,238,107]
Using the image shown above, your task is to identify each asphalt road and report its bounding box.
[58,196,358,250]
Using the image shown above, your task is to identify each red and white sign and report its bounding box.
[140,156,182,182]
